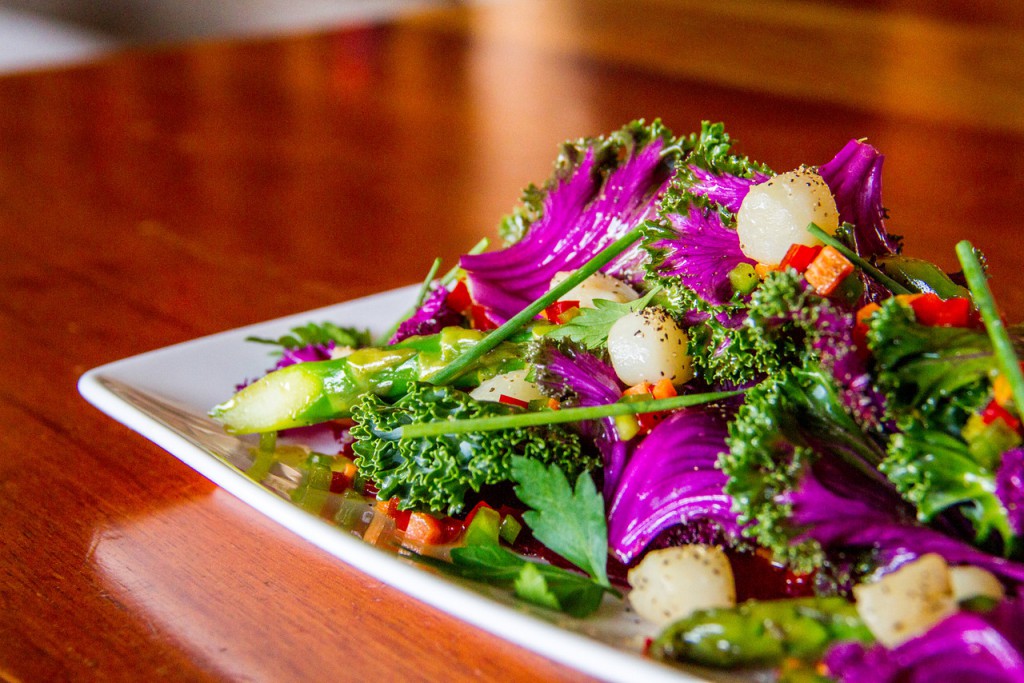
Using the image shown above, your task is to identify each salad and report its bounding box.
[210,120,1024,682]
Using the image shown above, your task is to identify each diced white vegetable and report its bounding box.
[735,166,840,266]
[627,545,736,626]
[550,271,639,309]
[469,369,545,404]
[607,307,693,386]
[329,345,355,359]
[949,565,1005,602]
[853,553,958,648]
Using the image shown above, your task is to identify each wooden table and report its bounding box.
[2,1,1023,680]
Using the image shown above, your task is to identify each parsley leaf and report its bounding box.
[510,456,611,587]
[415,542,610,617]
[246,321,371,350]
[513,563,562,611]
[545,287,660,350]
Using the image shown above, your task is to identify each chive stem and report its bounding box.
[377,257,443,345]
[399,390,744,438]
[440,237,489,286]
[428,225,647,385]
[956,241,1024,413]
[806,223,912,295]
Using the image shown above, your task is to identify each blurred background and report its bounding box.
[0,0,449,71]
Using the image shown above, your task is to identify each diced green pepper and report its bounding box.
[464,506,502,546]
[728,262,760,295]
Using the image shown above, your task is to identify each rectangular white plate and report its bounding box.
[78,286,744,683]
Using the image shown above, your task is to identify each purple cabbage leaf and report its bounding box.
[462,121,676,324]
[824,599,1024,683]
[818,138,901,258]
[607,407,743,565]
[389,285,464,344]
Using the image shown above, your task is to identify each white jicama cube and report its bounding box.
[469,368,545,404]
[853,553,958,648]
[627,545,736,626]
[550,271,639,309]
[607,307,693,386]
[735,166,840,266]
[949,565,1005,603]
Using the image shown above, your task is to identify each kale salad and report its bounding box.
[211,121,1024,682]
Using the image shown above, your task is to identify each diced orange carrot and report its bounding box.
[652,378,677,400]
[624,381,654,397]
[363,509,397,547]
[754,262,778,279]
[895,293,924,306]
[547,397,561,410]
[994,374,1013,406]
[405,512,443,546]
[804,246,854,296]
[856,303,881,325]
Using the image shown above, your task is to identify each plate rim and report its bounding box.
[77,285,722,683]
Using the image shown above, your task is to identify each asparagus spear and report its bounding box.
[649,597,872,669]
[210,327,524,433]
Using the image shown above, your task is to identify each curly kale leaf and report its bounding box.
[864,285,1024,555]
[884,419,1019,553]
[721,365,888,573]
[686,269,853,388]
[867,299,1000,425]
[349,383,594,515]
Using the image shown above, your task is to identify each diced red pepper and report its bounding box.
[779,243,823,273]
[621,381,674,434]
[909,293,972,328]
[445,279,473,313]
[375,497,412,531]
[853,303,881,355]
[498,394,529,409]
[469,304,498,331]
[438,516,465,544]
[636,410,669,433]
[329,462,358,493]
[980,399,1021,431]
[543,300,580,324]
[804,246,854,296]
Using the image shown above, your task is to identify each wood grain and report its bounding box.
[1,2,1023,681]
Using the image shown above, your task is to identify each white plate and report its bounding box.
[78,285,744,683]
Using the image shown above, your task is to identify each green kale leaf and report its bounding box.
[721,364,886,573]
[349,383,595,515]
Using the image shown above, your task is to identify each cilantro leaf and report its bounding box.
[510,456,611,587]
[544,287,660,350]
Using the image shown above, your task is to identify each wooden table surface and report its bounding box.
[2,1,1024,681]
